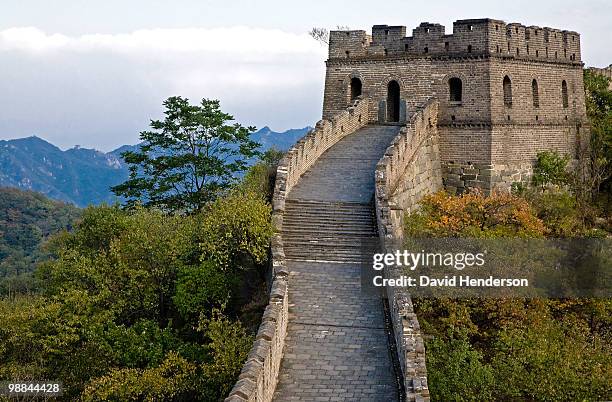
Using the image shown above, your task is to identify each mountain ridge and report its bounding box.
[0,126,311,207]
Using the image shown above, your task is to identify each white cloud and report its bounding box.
[0,27,327,151]
[0,26,324,55]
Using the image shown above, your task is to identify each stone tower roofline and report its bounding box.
[329,18,582,65]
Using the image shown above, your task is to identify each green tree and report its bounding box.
[112,96,260,213]
[582,69,612,200]
[532,150,570,190]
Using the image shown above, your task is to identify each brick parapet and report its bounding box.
[329,19,582,65]
[374,99,442,402]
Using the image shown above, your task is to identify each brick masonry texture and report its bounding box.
[324,18,589,193]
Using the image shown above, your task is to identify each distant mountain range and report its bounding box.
[0,126,311,207]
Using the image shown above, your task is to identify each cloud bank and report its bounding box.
[0,27,327,151]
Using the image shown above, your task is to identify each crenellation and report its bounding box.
[328,18,582,63]
[328,30,370,59]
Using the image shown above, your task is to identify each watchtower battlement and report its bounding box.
[329,19,582,64]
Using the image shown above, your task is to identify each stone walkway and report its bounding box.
[273,125,401,402]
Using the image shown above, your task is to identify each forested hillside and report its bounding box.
[0,187,80,296]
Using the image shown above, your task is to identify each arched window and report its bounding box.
[350,77,362,101]
[387,80,400,122]
[532,79,539,108]
[503,76,512,107]
[449,77,462,102]
[561,80,569,108]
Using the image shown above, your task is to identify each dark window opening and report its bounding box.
[385,29,389,36]
[532,79,540,108]
[555,51,558,58]
[445,42,450,51]
[405,44,409,51]
[564,49,567,58]
[516,47,520,55]
[496,45,500,53]
[562,80,569,108]
[467,45,472,53]
[345,51,350,58]
[424,46,429,53]
[503,75,513,107]
[387,80,400,122]
[449,77,463,102]
[384,48,388,56]
[536,50,539,57]
[350,77,362,101]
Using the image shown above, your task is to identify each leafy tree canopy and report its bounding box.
[112,96,261,213]
[583,69,612,197]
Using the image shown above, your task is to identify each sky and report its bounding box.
[0,0,610,151]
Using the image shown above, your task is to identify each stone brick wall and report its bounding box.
[325,19,589,194]
[376,99,443,238]
[225,99,369,402]
[374,99,442,402]
[323,57,492,127]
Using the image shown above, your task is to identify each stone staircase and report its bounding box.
[272,125,402,401]
[282,200,377,263]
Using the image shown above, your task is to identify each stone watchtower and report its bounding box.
[322,19,589,192]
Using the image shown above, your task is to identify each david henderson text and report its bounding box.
[373,275,529,287]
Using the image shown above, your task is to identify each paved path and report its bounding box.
[273,125,401,402]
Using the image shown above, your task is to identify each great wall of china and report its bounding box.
[225,17,590,402]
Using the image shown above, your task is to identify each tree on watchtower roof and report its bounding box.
[111,96,260,213]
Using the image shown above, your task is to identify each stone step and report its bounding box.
[283,222,374,229]
[281,227,377,238]
[285,203,373,213]
[284,212,374,221]
[283,245,378,254]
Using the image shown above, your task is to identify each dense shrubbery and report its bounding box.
[405,191,612,401]
[0,151,280,401]
[0,187,273,400]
